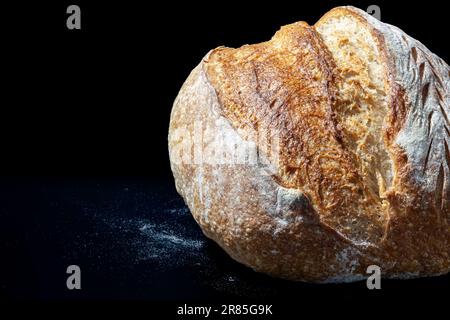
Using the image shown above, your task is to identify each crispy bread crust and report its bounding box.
[168,6,450,282]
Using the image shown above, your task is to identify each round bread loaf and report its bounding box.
[168,6,450,282]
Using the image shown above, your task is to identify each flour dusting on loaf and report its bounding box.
[169,6,450,282]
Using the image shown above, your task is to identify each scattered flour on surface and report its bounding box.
[138,223,204,251]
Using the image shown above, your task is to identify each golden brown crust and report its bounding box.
[168,6,450,282]
[206,22,387,245]
[318,6,450,277]
[169,62,372,282]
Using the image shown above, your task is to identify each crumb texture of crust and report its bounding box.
[168,6,450,282]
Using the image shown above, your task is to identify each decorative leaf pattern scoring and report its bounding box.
[410,46,450,218]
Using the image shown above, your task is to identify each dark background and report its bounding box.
[1,0,448,317]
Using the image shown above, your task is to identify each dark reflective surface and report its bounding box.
[1,177,449,304]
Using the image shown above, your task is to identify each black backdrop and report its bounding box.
[1,0,449,317]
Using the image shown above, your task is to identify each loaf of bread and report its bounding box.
[168,6,450,282]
